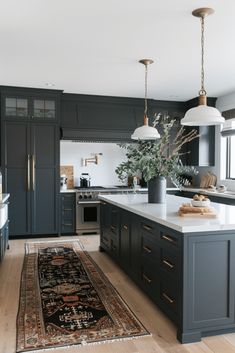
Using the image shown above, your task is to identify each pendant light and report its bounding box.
[181,8,225,126]
[131,59,160,140]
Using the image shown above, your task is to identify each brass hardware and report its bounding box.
[27,155,30,191]
[142,273,152,284]
[32,154,36,191]
[162,292,175,304]
[123,225,128,230]
[101,201,106,205]
[111,225,116,231]
[162,259,174,269]
[111,209,117,213]
[143,224,152,231]
[139,59,154,66]
[63,208,72,211]
[63,223,72,226]
[162,234,175,243]
[143,245,152,254]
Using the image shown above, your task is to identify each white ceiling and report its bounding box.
[0,0,235,101]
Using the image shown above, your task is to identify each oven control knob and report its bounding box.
[84,194,88,199]
[88,194,92,199]
[79,194,83,199]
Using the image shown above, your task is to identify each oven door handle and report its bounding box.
[77,201,101,204]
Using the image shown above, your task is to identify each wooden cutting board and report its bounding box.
[60,165,74,189]
[178,210,217,218]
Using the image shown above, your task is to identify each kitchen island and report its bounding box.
[99,193,235,343]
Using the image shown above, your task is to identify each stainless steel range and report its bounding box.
[76,188,101,235]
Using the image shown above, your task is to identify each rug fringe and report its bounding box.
[17,333,152,353]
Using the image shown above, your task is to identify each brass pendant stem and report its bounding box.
[199,94,207,106]
[143,115,149,126]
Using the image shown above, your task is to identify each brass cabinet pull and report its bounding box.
[111,225,116,231]
[143,224,152,231]
[142,273,152,284]
[63,223,72,226]
[32,154,36,191]
[123,225,128,230]
[162,259,174,269]
[162,234,175,243]
[143,245,152,254]
[63,208,72,211]
[27,155,30,191]
[101,201,106,205]
[162,292,175,304]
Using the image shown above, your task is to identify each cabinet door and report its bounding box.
[186,126,215,166]
[2,94,30,120]
[120,210,131,268]
[32,97,57,121]
[30,124,59,234]
[60,193,76,234]
[3,122,31,237]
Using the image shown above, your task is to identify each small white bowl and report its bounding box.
[191,199,210,207]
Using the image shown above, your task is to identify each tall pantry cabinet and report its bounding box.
[0,87,62,238]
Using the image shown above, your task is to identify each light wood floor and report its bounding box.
[1,235,235,353]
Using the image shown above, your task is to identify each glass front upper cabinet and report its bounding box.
[5,97,28,118]
[33,99,56,119]
[4,96,56,120]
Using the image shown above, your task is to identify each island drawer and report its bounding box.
[140,264,159,298]
[159,277,178,314]
[140,219,159,238]
[160,248,178,277]
[160,228,180,250]
[140,233,159,264]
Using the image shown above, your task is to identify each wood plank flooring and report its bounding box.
[1,235,235,353]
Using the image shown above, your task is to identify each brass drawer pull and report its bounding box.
[111,225,116,231]
[63,208,72,211]
[143,224,152,231]
[162,259,174,269]
[63,223,72,226]
[111,209,117,213]
[123,225,128,230]
[162,292,175,304]
[142,273,152,284]
[101,201,106,205]
[143,245,152,254]
[162,234,175,243]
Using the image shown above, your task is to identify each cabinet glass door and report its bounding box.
[33,99,56,119]
[5,97,28,118]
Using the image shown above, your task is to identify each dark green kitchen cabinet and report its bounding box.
[60,193,76,234]
[0,220,9,262]
[2,121,59,237]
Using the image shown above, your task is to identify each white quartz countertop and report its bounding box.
[99,193,235,233]
[0,194,10,204]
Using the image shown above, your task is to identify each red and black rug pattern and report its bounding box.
[16,241,149,352]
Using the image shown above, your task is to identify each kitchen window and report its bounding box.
[226,136,235,179]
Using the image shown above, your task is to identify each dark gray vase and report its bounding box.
[148,176,166,203]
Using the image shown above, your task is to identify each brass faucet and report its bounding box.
[84,153,102,166]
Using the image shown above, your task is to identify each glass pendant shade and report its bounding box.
[181,104,225,126]
[131,119,160,140]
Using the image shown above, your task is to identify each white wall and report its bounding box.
[60,142,127,187]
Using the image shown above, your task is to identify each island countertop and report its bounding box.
[99,193,235,233]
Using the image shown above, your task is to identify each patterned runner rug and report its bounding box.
[16,240,149,352]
